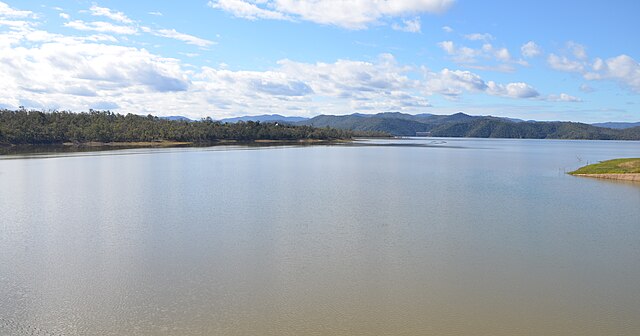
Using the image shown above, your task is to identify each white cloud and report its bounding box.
[1,41,189,93]
[546,93,582,102]
[144,27,215,48]
[89,5,133,24]
[495,47,511,62]
[547,54,585,72]
[65,20,138,35]
[579,83,595,93]
[425,68,487,96]
[59,13,70,20]
[0,28,194,113]
[487,82,539,99]
[0,1,561,119]
[546,42,640,93]
[424,68,539,99]
[0,18,34,30]
[464,33,493,41]
[442,25,453,33]
[521,41,541,58]
[438,40,527,71]
[585,55,640,93]
[190,54,435,116]
[438,40,481,63]
[547,42,589,72]
[148,11,163,16]
[392,18,421,33]
[0,1,34,18]
[207,0,289,21]
[208,0,455,29]
[567,41,587,60]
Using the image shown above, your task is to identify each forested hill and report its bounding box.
[298,112,640,140]
[429,119,640,140]
[0,110,377,145]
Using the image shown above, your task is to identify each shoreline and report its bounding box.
[0,139,354,155]
[569,158,640,183]
[63,140,194,147]
[572,173,640,182]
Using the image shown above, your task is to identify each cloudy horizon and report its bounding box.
[0,0,638,122]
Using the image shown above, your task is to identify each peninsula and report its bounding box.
[569,158,640,182]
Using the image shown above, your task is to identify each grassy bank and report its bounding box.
[569,158,640,182]
[569,158,640,174]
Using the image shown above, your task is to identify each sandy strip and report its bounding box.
[573,173,640,182]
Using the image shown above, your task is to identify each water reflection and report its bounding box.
[1,138,639,335]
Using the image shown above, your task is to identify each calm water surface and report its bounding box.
[1,138,639,335]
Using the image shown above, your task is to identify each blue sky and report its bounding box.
[1,0,639,122]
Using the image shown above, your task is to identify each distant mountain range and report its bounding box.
[298,112,480,135]
[159,112,640,140]
[296,112,640,140]
[591,122,640,129]
[160,116,193,122]
[219,114,309,124]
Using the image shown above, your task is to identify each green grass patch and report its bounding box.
[569,158,640,174]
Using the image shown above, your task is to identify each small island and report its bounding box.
[569,158,640,182]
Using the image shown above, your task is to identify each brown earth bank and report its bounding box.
[572,173,640,182]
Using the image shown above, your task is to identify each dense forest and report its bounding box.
[0,110,382,145]
[428,119,640,140]
[299,112,640,140]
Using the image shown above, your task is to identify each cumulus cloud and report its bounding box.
[464,33,493,41]
[142,27,215,48]
[2,41,189,92]
[392,18,421,33]
[425,68,486,96]
[438,40,527,71]
[0,1,563,119]
[566,41,587,60]
[547,54,584,72]
[488,82,540,99]
[0,15,193,112]
[442,25,453,33]
[521,41,541,58]
[64,20,138,35]
[0,1,34,18]
[585,55,640,93]
[546,42,592,73]
[546,93,582,102]
[208,0,455,29]
[494,47,511,62]
[207,0,290,21]
[579,83,595,93]
[438,40,481,63]
[546,42,640,93]
[89,5,133,24]
[193,55,429,115]
[424,68,539,99]
[65,6,214,49]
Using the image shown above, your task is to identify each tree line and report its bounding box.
[0,109,384,145]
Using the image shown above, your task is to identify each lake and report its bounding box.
[1,138,639,335]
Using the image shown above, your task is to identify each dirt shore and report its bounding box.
[572,173,640,182]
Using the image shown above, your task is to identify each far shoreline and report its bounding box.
[0,138,356,156]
